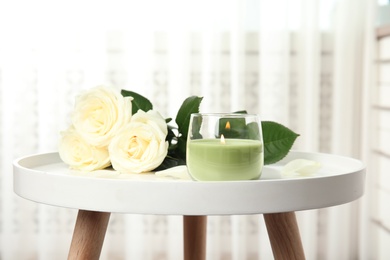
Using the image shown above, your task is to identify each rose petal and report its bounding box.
[281,159,322,177]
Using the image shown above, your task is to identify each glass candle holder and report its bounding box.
[186,113,264,181]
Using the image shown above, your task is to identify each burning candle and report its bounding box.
[187,113,264,181]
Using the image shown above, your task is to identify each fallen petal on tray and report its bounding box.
[281,159,322,177]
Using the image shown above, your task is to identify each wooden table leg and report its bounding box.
[68,210,111,260]
[263,212,305,260]
[183,215,207,260]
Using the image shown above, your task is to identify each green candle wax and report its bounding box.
[187,139,263,181]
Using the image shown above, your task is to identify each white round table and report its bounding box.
[13,151,365,260]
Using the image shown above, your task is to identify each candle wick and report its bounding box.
[220,134,226,144]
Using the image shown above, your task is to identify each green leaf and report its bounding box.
[261,121,299,165]
[176,135,188,161]
[166,125,176,145]
[175,96,203,139]
[121,89,153,114]
[174,96,203,164]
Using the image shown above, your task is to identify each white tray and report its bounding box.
[13,151,365,215]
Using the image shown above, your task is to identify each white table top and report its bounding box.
[13,151,365,215]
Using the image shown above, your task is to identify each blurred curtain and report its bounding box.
[0,0,375,259]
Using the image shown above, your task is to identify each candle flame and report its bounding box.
[220,134,226,144]
[225,121,231,130]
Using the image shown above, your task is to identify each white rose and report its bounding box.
[59,127,111,171]
[72,86,132,147]
[109,110,169,173]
